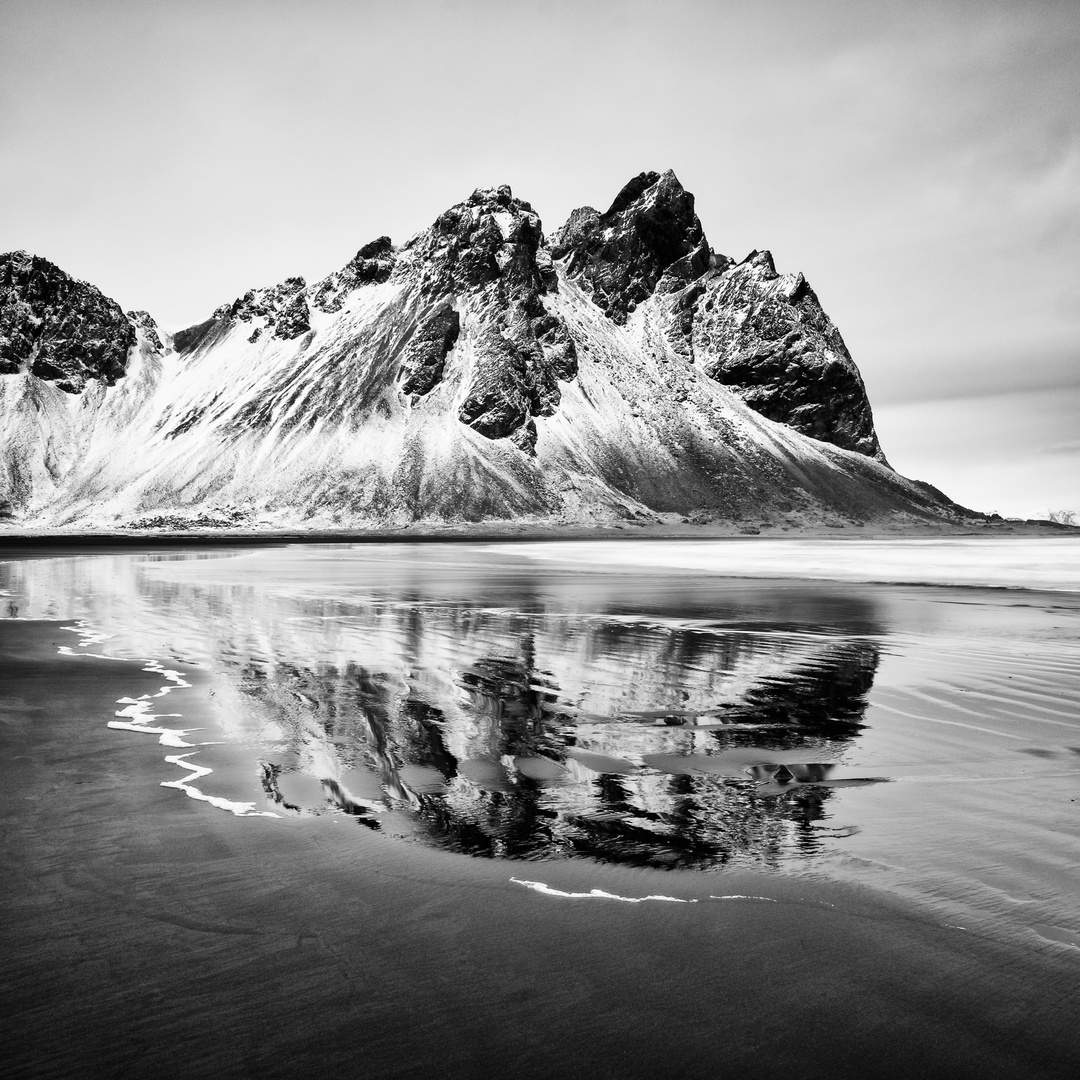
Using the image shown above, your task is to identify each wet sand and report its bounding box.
[3,620,1079,1079]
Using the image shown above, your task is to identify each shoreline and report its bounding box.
[1,515,1076,557]
[3,617,1080,1078]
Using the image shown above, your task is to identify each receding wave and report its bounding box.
[61,621,278,818]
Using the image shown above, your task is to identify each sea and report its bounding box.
[3,535,1079,951]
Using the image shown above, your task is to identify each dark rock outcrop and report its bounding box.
[0,251,134,392]
[212,276,311,342]
[127,309,163,352]
[401,185,578,446]
[172,316,225,355]
[273,290,311,340]
[553,169,712,323]
[399,304,461,397]
[548,172,882,459]
[689,251,884,459]
[400,185,545,296]
[179,239,396,354]
[312,236,396,313]
[456,325,531,437]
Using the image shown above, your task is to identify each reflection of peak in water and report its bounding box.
[5,554,883,868]
[227,602,880,869]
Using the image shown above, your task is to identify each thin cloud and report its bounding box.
[1043,440,1080,457]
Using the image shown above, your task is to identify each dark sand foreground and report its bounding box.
[2,620,1079,1079]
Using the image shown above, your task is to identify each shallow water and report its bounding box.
[2,538,1079,950]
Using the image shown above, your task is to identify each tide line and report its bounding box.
[60,622,278,818]
[163,752,277,816]
[710,895,778,902]
[510,878,696,903]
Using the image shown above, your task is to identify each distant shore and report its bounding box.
[1,514,1076,556]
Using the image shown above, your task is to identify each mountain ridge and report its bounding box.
[0,170,970,530]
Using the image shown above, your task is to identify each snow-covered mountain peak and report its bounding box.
[395,181,547,298]
[0,172,968,529]
[313,236,396,314]
[736,248,779,276]
[552,169,712,324]
[207,275,311,344]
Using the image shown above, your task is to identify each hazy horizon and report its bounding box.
[2,0,1077,518]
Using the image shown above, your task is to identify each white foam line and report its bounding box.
[510,878,696,903]
[163,752,278,817]
[58,621,278,819]
[710,895,778,902]
[110,693,200,748]
[108,721,197,748]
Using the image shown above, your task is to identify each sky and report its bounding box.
[1,0,1077,518]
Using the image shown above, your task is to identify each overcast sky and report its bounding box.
[2,0,1077,516]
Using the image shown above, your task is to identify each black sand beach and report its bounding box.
[3,617,1079,1080]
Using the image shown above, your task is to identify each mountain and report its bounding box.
[0,170,966,531]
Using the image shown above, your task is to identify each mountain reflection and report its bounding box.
[232,602,881,870]
[3,548,888,869]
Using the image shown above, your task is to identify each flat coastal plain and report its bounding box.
[2,537,1080,1079]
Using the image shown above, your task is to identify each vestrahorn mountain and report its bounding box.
[0,170,964,530]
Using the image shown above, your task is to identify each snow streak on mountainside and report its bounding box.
[0,170,963,529]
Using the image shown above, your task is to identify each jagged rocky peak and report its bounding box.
[395,183,577,450]
[690,248,885,460]
[126,309,163,352]
[177,239,396,355]
[547,171,882,458]
[210,275,312,343]
[1,173,888,474]
[552,169,715,323]
[0,250,135,392]
[312,236,396,313]
[399,183,549,296]
[0,175,973,529]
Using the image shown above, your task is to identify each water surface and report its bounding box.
[3,537,1078,949]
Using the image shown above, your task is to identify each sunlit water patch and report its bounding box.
[502,536,1080,592]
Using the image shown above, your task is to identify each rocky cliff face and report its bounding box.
[689,250,883,459]
[390,184,577,450]
[0,251,135,393]
[0,171,965,529]
[552,171,881,459]
[554,170,717,323]
[312,236,396,313]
